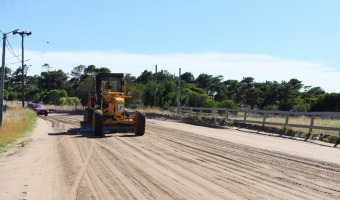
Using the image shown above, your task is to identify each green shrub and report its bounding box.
[327,136,338,144]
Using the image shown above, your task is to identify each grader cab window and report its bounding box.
[103,80,123,92]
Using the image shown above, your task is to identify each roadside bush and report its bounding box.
[325,135,338,144]
[197,114,203,122]
[282,125,293,136]
[216,100,237,109]
[42,89,68,105]
[4,89,9,99]
[7,92,19,101]
[216,100,237,115]
[291,104,310,112]
[263,105,279,110]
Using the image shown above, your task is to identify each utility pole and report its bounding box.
[177,68,181,114]
[13,30,31,108]
[0,29,19,127]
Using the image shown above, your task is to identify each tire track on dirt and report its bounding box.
[148,124,340,171]
[145,123,340,199]
[47,114,103,199]
[142,129,313,200]
[91,139,150,199]
[67,142,94,200]
[111,135,259,199]
[147,123,340,176]
[92,138,181,200]
[44,113,340,199]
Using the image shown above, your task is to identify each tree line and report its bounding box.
[3,64,340,112]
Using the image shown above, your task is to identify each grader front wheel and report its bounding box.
[92,112,104,137]
[134,112,145,136]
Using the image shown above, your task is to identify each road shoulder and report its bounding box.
[148,119,340,165]
[0,117,62,200]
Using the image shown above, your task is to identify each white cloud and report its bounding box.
[7,50,340,93]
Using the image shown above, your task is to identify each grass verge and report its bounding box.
[0,108,37,152]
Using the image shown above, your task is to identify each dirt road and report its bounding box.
[0,113,340,200]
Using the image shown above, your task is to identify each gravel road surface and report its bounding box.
[0,113,339,200]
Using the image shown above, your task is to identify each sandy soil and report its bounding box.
[0,113,339,200]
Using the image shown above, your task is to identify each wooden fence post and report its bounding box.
[334,127,340,148]
[243,112,247,124]
[262,113,267,128]
[305,115,315,141]
[284,115,289,127]
[222,109,229,127]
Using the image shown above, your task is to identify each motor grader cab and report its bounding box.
[80,73,145,137]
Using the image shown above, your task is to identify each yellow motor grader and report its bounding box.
[80,73,145,137]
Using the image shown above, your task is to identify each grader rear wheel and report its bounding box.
[134,111,145,136]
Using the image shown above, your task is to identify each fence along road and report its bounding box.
[174,107,340,146]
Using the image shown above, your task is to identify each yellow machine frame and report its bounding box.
[81,72,145,137]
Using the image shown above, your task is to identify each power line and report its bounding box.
[6,39,21,62]
[5,54,22,60]
[4,60,22,65]
[1,0,30,30]
[9,0,22,28]
[21,0,31,29]
[1,0,14,24]
[6,39,21,61]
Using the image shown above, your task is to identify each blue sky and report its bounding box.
[1,0,340,92]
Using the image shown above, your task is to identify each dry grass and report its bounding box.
[140,106,173,115]
[5,101,82,112]
[227,115,340,136]
[179,109,340,137]
[0,108,37,150]
[288,117,340,136]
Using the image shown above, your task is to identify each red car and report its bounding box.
[26,103,49,116]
